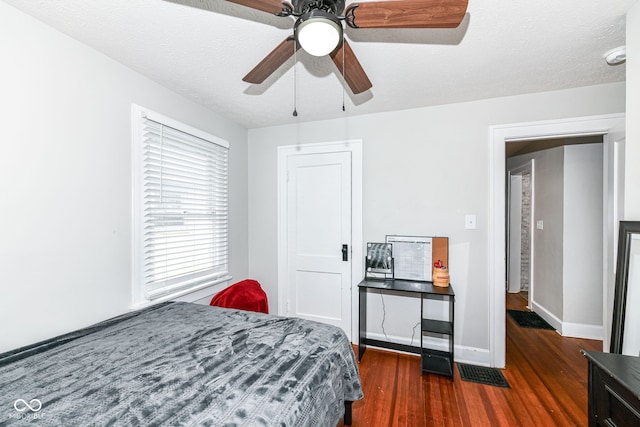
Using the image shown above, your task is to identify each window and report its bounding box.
[132,105,230,307]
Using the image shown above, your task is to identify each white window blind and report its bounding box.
[134,109,229,303]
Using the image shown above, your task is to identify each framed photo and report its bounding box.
[365,242,393,279]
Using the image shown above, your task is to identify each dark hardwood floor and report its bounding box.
[343,293,602,426]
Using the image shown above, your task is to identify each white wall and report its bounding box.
[626,2,640,218]
[0,3,249,353]
[563,144,603,328]
[532,147,565,318]
[248,83,625,364]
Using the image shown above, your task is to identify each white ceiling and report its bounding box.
[4,0,633,129]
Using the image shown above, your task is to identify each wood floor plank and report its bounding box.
[395,353,425,426]
[345,293,602,426]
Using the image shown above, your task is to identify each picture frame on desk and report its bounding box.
[385,235,449,282]
[365,242,393,280]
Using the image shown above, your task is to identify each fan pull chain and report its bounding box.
[293,39,298,117]
[341,37,346,112]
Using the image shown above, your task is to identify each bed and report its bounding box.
[0,302,363,426]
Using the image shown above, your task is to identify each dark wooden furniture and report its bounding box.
[358,278,455,378]
[582,350,640,426]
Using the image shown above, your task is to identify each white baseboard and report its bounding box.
[561,322,603,340]
[530,301,562,331]
[363,331,492,367]
[455,345,492,367]
[531,301,603,340]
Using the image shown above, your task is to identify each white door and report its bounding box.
[285,151,352,336]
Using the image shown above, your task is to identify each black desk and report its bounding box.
[582,350,640,426]
[358,278,455,378]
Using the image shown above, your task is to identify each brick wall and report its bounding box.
[520,172,531,291]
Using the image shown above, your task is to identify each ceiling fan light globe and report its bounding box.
[296,16,342,57]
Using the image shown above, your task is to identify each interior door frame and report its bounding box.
[277,139,363,340]
[489,113,625,367]
[506,171,522,294]
[507,160,535,305]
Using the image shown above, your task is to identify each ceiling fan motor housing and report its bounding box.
[292,0,346,15]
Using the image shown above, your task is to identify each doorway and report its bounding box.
[489,114,626,368]
[277,140,363,340]
[506,136,608,333]
[507,161,534,308]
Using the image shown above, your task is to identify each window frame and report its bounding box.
[131,104,231,308]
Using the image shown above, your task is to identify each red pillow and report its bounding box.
[209,279,269,314]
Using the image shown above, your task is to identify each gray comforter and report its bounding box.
[0,302,363,426]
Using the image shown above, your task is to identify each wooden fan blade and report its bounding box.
[344,0,468,29]
[226,0,287,15]
[243,37,299,84]
[329,40,372,94]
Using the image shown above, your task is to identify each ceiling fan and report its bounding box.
[225,0,469,94]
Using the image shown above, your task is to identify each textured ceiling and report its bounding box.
[3,0,633,129]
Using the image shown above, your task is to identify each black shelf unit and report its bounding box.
[420,290,455,379]
[358,279,455,380]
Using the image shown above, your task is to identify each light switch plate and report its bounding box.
[536,220,544,230]
[465,214,477,230]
